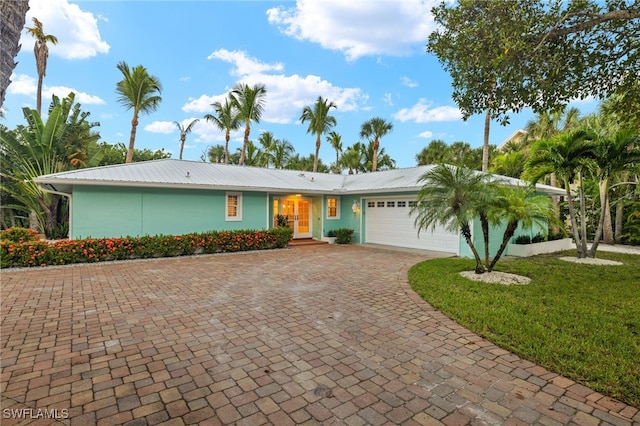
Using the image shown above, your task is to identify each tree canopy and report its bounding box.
[427,0,640,125]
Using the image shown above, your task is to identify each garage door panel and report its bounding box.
[365,197,458,253]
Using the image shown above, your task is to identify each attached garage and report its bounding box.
[363,196,459,254]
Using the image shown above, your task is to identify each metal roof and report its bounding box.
[35,159,565,196]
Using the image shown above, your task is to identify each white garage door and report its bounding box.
[364,197,459,254]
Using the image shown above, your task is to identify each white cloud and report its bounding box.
[394,99,462,123]
[401,76,419,88]
[23,0,110,60]
[184,50,368,124]
[267,0,438,61]
[46,86,105,105]
[208,49,284,77]
[8,74,104,105]
[144,121,176,134]
[382,93,394,106]
[417,130,433,138]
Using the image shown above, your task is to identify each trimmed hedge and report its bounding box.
[0,227,293,269]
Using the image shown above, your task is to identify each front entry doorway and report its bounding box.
[280,197,312,239]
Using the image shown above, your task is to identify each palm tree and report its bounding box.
[204,98,240,164]
[340,146,362,175]
[416,139,449,165]
[230,83,267,166]
[326,131,342,173]
[489,151,525,178]
[589,129,640,254]
[174,119,199,160]
[272,138,294,169]
[115,61,162,163]
[487,186,557,270]
[257,131,277,167]
[1,0,30,111]
[300,96,337,172]
[360,117,393,172]
[204,144,225,163]
[26,18,58,115]
[411,164,494,273]
[526,129,596,258]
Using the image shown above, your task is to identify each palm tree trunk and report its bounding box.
[479,212,490,269]
[179,136,185,160]
[489,220,518,271]
[125,114,139,163]
[549,173,560,234]
[313,135,321,173]
[36,73,44,115]
[602,196,614,243]
[564,183,585,258]
[588,179,609,257]
[372,139,379,172]
[615,199,625,242]
[578,171,589,257]
[482,109,490,172]
[460,222,485,274]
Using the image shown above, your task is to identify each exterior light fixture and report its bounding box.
[352,200,360,213]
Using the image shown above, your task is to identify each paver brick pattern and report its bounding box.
[1,245,638,425]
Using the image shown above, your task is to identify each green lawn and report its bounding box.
[408,250,640,408]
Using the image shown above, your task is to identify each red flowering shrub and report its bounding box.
[0,227,293,269]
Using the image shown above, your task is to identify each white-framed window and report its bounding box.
[367,201,375,208]
[377,201,385,207]
[327,197,340,219]
[226,192,242,221]
[387,201,395,207]
[398,201,407,208]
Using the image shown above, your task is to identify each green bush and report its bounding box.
[0,228,294,269]
[334,228,354,244]
[531,233,546,243]
[0,227,41,243]
[514,235,531,245]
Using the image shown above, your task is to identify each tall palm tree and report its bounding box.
[230,83,267,166]
[1,0,30,111]
[526,129,596,258]
[410,164,493,273]
[115,61,162,163]
[359,117,393,172]
[589,129,640,254]
[174,118,199,160]
[340,146,362,175]
[204,98,240,164]
[300,96,337,172]
[326,131,342,173]
[26,18,58,115]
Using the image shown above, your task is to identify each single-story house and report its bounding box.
[35,159,564,257]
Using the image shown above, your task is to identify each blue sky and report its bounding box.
[3,0,599,168]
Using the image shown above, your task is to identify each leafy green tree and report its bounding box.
[427,0,640,124]
[526,130,597,258]
[115,61,162,163]
[271,138,294,169]
[26,17,58,115]
[257,131,278,168]
[204,98,240,164]
[340,146,363,175]
[360,117,393,172]
[174,119,199,160]
[489,151,525,178]
[97,142,170,166]
[203,144,225,163]
[286,153,329,172]
[1,94,102,236]
[230,83,267,166]
[300,96,337,172]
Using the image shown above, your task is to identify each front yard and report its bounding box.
[408,250,640,408]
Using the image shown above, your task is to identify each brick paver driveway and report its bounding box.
[2,245,638,425]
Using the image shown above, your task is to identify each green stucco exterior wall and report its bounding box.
[71,186,268,239]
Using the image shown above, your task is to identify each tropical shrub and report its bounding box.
[0,228,294,269]
[334,228,354,244]
[0,227,41,243]
[514,235,531,245]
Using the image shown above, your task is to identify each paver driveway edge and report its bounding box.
[1,245,638,426]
